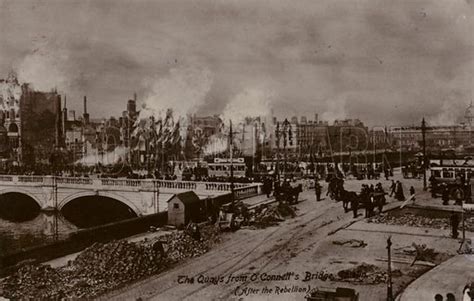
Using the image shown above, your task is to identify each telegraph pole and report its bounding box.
[387,236,393,301]
[421,118,427,191]
[229,120,235,209]
[275,122,280,181]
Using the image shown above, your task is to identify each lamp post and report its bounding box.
[421,118,427,191]
[387,236,393,301]
[275,122,280,181]
[281,118,291,180]
[229,120,235,209]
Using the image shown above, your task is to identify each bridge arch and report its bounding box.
[0,188,45,209]
[58,191,142,216]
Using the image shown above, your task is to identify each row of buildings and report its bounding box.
[0,73,473,169]
[191,108,474,159]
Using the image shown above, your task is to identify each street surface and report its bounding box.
[102,175,467,301]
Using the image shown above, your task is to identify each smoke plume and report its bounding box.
[220,88,273,125]
[16,41,69,92]
[429,95,467,126]
[321,96,347,123]
[202,87,274,156]
[202,133,228,156]
[78,146,128,166]
[140,66,213,121]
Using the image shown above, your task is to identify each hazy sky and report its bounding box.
[0,0,473,126]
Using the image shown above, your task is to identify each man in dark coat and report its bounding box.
[395,181,405,201]
[315,181,322,202]
[450,211,460,239]
[442,184,450,205]
[351,195,359,218]
[389,180,396,197]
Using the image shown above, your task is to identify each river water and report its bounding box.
[0,212,78,255]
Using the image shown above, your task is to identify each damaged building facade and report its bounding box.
[0,74,62,167]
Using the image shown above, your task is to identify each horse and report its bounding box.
[286,184,303,204]
[337,188,358,212]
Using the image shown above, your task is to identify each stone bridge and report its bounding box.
[0,175,262,216]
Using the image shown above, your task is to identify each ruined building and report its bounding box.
[0,74,63,166]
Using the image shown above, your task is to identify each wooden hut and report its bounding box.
[167,191,202,227]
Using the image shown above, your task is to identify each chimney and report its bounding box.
[314,113,319,123]
[55,95,63,146]
[62,95,67,138]
[83,96,90,125]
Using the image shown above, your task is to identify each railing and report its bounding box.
[0,175,13,182]
[234,184,261,200]
[18,176,44,183]
[157,180,197,190]
[56,177,93,185]
[100,179,142,187]
[0,175,258,193]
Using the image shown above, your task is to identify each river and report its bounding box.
[0,212,78,255]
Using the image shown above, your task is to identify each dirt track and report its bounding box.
[102,177,444,301]
[101,185,364,301]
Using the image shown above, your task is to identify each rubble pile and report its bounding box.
[163,232,210,262]
[1,240,163,299]
[252,203,296,228]
[1,264,66,299]
[73,240,162,283]
[1,225,222,299]
[337,263,391,284]
[332,239,367,248]
[403,243,438,265]
[370,213,474,231]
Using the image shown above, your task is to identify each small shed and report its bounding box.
[167,191,203,227]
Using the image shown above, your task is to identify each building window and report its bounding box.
[173,203,179,209]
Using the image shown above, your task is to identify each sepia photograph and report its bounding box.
[0,0,473,300]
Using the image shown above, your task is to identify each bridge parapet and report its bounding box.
[56,177,93,185]
[234,185,260,199]
[0,175,261,194]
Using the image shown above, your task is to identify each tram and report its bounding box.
[207,158,247,178]
[429,158,474,201]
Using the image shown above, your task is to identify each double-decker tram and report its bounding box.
[207,158,247,178]
[429,158,474,202]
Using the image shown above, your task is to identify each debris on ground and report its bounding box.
[0,225,221,299]
[336,263,398,284]
[369,213,474,232]
[252,202,297,228]
[332,239,367,248]
[399,243,438,266]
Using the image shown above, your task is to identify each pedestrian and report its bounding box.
[375,183,386,214]
[395,181,405,202]
[410,186,416,203]
[442,184,450,205]
[315,181,322,202]
[351,196,359,218]
[389,180,396,197]
[429,174,437,198]
[450,211,460,239]
[434,294,443,301]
